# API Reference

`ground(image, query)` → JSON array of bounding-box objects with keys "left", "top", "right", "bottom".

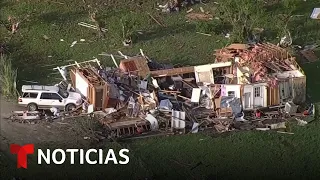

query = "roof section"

[
  {"left": 214, "top": 43, "right": 304, "bottom": 84},
  {"left": 215, "top": 43, "right": 289, "bottom": 63}
]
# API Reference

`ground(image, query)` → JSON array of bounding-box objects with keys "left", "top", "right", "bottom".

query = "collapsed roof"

[{"left": 214, "top": 43, "right": 304, "bottom": 84}]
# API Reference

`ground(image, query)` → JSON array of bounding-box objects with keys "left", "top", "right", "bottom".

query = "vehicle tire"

[
  {"left": 65, "top": 103, "right": 76, "bottom": 112},
  {"left": 27, "top": 103, "right": 38, "bottom": 111}
]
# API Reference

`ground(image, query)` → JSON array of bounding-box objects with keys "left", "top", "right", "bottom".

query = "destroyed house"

[
  {"left": 210, "top": 43, "right": 306, "bottom": 110},
  {"left": 53, "top": 46, "right": 308, "bottom": 138}
]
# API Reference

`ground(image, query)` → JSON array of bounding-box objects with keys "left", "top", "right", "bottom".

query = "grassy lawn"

[
  {"left": 2, "top": 0, "right": 318, "bottom": 85},
  {"left": 2, "top": 0, "right": 320, "bottom": 179}
]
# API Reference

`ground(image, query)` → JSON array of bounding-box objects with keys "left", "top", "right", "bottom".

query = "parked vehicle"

[{"left": 18, "top": 85, "right": 83, "bottom": 111}]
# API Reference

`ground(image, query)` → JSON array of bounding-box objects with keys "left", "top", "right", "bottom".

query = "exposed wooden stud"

[{"left": 110, "top": 54, "right": 119, "bottom": 68}]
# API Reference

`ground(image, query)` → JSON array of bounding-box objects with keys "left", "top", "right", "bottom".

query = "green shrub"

[
  {"left": 195, "top": 21, "right": 215, "bottom": 34},
  {"left": 0, "top": 54, "right": 18, "bottom": 98}
]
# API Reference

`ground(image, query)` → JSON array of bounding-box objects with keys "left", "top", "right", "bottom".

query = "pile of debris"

[
  {"left": 157, "top": 0, "right": 202, "bottom": 13},
  {"left": 157, "top": 0, "right": 214, "bottom": 22},
  {"left": 11, "top": 44, "right": 314, "bottom": 140}
]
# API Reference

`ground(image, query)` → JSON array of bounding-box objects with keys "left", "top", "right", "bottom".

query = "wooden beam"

[{"left": 150, "top": 66, "right": 194, "bottom": 77}]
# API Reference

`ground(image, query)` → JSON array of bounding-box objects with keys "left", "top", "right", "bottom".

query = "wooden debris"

[
  {"left": 226, "top": 43, "right": 249, "bottom": 50},
  {"left": 10, "top": 111, "right": 41, "bottom": 123},
  {"left": 49, "top": 1, "right": 64, "bottom": 4},
  {"left": 256, "top": 128, "right": 270, "bottom": 131},
  {"left": 196, "top": 32, "right": 212, "bottom": 36},
  {"left": 43, "top": 35, "right": 50, "bottom": 40},
  {"left": 266, "top": 122, "right": 286, "bottom": 129},
  {"left": 213, "top": 120, "right": 231, "bottom": 133},
  {"left": 300, "top": 49, "right": 318, "bottom": 63},
  {"left": 78, "top": 22, "right": 107, "bottom": 32},
  {"left": 9, "top": 47, "right": 307, "bottom": 140},
  {"left": 177, "top": 95, "right": 191, "bottom": 100},
  {"left": 147, "top": 13, "right": 166, "bottom": 27},
  {"left": 276, "top": 131, "right": 294, "bottom": 135},
  {"left": 200, "top": 7, "right": 205, "bottom": 13},
  {"left": 187, "top": 8, "right": 193, "bottom": 13},
  {"left": 186, "top": 13, "right": 213, "bottom": 21},
  {"left": 8, "top": 16, "right": 20, "bottom": 34},
  {"left": 295, "top": 118, "right": 308, "bottom": 126},
  {"left": 160, "top": 90, "right": 181, "bottom": 93}
]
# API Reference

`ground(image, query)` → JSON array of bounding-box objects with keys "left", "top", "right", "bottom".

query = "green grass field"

[{"left": 2, "top": 0, "right": 320, "bottom": 179}]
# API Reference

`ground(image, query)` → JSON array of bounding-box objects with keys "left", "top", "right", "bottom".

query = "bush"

[
  {"left": 195, "top": 20, "right": 232, "bottom": 35},
  {"left": 195, "top": 21, "right": 215, "bottom": 34},
  {"left": 0, "top": 55, "right": 18, "bottom": 98},
  {"left": 216, "top": 0, "right": 265, "bottom": 42}
]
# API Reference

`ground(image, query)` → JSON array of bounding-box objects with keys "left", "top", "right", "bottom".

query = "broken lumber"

[
  {"left": 276, "top": 131, "right": 294, "bottom": 135},
  {"left": 196, "top": 32, "right": 212, "bottom": 36},
  {"left": 150, "top": 66, "right": 194, "bottom": 77},
  {"left": 160, "top": 90, "right": 181, "bottom": 93},
  {"left": 186, "top": 13, "right": 213, "bottom": 21},
  {"left": 147, "top": 13, "right": 165, "bottom": 27},
  {"left": 78, "top": 22, "right": 107, "bottom": 32}
]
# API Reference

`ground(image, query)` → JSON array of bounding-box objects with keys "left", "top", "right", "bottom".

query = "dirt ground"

[
  {"left": 0, "top": 96, "right": 90, "bottom": 178},
  {"left": 0, "top": 96, "right": 86, "bottom": 148}
]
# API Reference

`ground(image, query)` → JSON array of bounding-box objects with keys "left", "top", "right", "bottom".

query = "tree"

[
  {"left": 216, "top": 0, "right": 265, "bottom": 42},
  {"left": 275, "top": 0, "right": 301, "bottom": 37},
  {"left": 120, "top": 14, "right": 140, "bottom": 45}
]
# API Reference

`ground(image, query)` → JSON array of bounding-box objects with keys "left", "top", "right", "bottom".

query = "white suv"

[{"left": 18, "top": 85, "right": 83, "bottom": 111}]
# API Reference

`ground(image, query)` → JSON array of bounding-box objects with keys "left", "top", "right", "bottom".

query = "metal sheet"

[{"left": 311, "top": 8, "right": 320, "bottom": 19}]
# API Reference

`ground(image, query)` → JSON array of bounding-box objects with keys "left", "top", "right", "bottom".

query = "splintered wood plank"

[
  {"left": 150, "top": 66, "right": 195, "bottom": 77},
  {"left": 258, "top": 43, "right": 287, "bottom": 59},
  {"left": 226, "top": 44, "right": 248, "bottom": 50}
]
